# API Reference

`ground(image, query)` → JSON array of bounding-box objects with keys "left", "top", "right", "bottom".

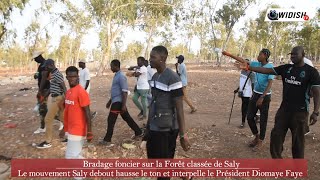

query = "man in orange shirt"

[{"left": 64, "top": 66, "right": 93, "bottom": 159}]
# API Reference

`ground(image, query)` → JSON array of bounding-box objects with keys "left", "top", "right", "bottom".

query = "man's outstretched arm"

[
  {"left": 222, "top": 51, "right": 247, "bottom": 63},
  {"left": 248, "top": 66, "right": 277, "bottom": 75}
]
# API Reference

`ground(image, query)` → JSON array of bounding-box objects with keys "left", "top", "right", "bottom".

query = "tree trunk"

[{"left": 145, "top": 25, "right": 155, "bottom": 59}]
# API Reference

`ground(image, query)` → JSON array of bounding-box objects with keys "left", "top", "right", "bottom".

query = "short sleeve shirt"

[
  {"left": 136, "top": 65, "right": 149, "bottom": 90},
  {"left": 250, "top": 61, "right": 274, "bottom": 94},
  {"left": 50, "top": 68, "right": 64, "bottom": 95},
  {"left": 178, "top": 63, "right": 188, "bottom": 86},
  {"left": 239, "top": 70, "right": 252, "bottom": 97},
  {"left": 79, "top": 68, "right": 91, "bottom": 93},
  {"left": 273, "top": 64, "right": 320, "bottom": 112},
  {"left": 111, "top": 71, "right": 128, "bottom": 103},
  {"left": 64, "top": 85, "right": 90, "bottom": 136},
  {"left": 148, "top": 68, "right": 184, "bottom": 131}
]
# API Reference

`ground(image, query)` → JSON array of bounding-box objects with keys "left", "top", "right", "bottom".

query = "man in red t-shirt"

[{"left": 64, "top": 66, "right": 93, "bottom": 159}]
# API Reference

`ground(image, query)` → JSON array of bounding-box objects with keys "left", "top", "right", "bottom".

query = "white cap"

[
  {"left": 78, "top": 59, "right": 86, "bottom": 63},
  {"left": 31, "top": 51, "right": 44, "bottom": 60}
]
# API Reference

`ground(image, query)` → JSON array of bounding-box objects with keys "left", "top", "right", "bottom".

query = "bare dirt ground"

[{"left": 0, "top": 64, "right": 320, "bottom": 180}]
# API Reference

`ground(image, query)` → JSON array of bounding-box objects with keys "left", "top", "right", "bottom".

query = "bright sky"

[{"left": 7, "top": 0, "right": 320, "bottom": 53}]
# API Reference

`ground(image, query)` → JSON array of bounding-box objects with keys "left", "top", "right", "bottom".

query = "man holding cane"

[
  {"left": 222, "top": 49, "right": 274, "bottom": 151},
  {"left": 228, "top": 46, "right": 320, "bottom": 158}
]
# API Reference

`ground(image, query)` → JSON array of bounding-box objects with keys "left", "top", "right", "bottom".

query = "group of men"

[
  {"left": 223, "top": 46, "right": 320, "bottom": 159},
  {"left": 32, "top": 52, "right": 95, "bottom": 152},
  {"left": 31, "top": 46, "right": 194, "bottom": 174},
  {"left": 30, "top": 45, "right": 319, "bottom": 180}
]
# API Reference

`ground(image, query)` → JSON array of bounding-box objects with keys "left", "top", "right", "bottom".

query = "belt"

[{"left": 51, "top": 93, "right": 62, "bottom": 97}]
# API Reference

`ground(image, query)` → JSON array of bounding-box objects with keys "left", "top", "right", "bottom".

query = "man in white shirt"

[
  {"left": 78, "top": 60, "right": 91, "bottom": 93},
  {"left": 132, "top": 57, "right": 150, "bottom": 119}
]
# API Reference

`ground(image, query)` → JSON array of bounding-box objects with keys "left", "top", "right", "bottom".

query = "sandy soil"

[{"left": 0, "top": 64, "right": 319, "bottom": 180}]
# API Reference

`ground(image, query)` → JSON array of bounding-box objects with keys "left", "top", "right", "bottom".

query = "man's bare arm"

[
  {"left": 85, "top": 80, "right": 90, "bottom": 90},
  {"left": 174, "top": 96, "right": 185, "bottom": 136},
  {"left": 312, "top": 87, "right": 320, "bottom": 113},
  {"left": 222, "top": 51, "right": 247, "bottom": 63},
  {"left": 39, "top": 71, "right": 49, "bottom": 92}
]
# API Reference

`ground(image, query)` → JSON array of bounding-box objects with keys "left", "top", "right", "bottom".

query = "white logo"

[{"left": 265, "top": 8, "right": 313, "bottom": 22}]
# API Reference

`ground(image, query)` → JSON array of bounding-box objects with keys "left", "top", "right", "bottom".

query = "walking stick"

[{"left": 228, "top": 92, "right": 236, "bottom": 124}]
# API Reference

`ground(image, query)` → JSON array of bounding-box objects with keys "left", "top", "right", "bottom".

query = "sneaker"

[
  {"left": 252, "top": 139, "right": 263, "bottom": 152},
  {"left": 92, "top": 111, "right": 98, "bottom": 120},
  {"left": 36, "top": 141, "right": 52, "bottom": 149},
  {"left": 131, "top": 130, "right": 145, "bottom": 140},
  {"left": 248, "top": 135, "right": 259, "bottom": 147},
  {"left": 239, "top": 122, "right": 245, "bottom": 128},
  {"left": 34, "top": 127, "right": 46, "bottom": 134},
  {"left": 137, "top": 111, "right": 143, "bottom": 118},
  {"left": 190, "top": 108, "right": 197, "bottom": 114},
  {"left": 98, "top": 140, "right": 114, "bottom": 147}
]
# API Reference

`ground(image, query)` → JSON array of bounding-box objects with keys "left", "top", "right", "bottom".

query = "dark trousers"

[
  {"left": 270, "top": 107, "right": 308, "bottom": 159},
  {"left": 241, "top": 97, "right": 250, "bottom": 123},
  {"left": 247, "top": 92, "right": 271, "bottom": 140},
  {"left": 103, "top": 102, "right": 142, "bottom": 142},
  {"left": 147, "top": 130, "right": 179, "bottom": 180}
]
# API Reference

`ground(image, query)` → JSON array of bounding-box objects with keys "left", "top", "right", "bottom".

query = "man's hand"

[
  {"left": 106, "top": 101, "right": 111, "bottom": 109},
  {"left": 234, "top": 61, "right": 249, "bottom": 71},
  {"left": 34, "top": 73, "right": 39, "bottom": 79},
  {"left": 310, "top": 113, "right": 318, "bottom": 125},
  {"left": 180, "top": 136, "right": 191, "bottom": 151},
  {"left": 140, "top": 141, "right": 147, "bottom": 149},
  {"left": 121, "top": 105, "right": 127, "bottom": 114},
  {"left": 87, "top": 132, "right": 93, "bottom": 143},
  {"left": 59, "top": 129, "right": 65, "bottom": 139},
  {"left": 58, "top": 98, "right": 65, "bottom": 110},
  {"left": 256, "top": 97, "right": 264, "bottom": 107}
]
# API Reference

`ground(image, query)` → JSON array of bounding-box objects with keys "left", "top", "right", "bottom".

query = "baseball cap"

[
  {"left": 41, "top": 59, "right": 55, "bottom": 67},
  {"left": 176, "top": 55, "right": 184, "bottom": 61},
  {"left": 31, "top": 51, "right": 44, "bottom": 60}
]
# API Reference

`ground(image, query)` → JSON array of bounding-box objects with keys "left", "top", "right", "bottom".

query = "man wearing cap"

[
  {"left": 32, "top": 51, "right": 50, "bottom": 134},
  {"left": 222, "top": 49, "right": 274, "bottom": 151},
  {"left": 78, "top": 60, "right": 91, "bottom": 94},
  {"left": 36, "top": 59, "right": 67, "bottom": 149},
  {"left": 236, "top": 46, "right": 320, "bottom": 159},
  {"left": 175, "top": 55, "right": 197, "bottom": 113}
]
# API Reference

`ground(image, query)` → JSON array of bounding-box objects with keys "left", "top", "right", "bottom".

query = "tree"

[
  {"left": 85, "top": 0, "right": 180, "bottom": 75},
  {"left": 122, "top": 41, "right": 144, "bottom": 61},
  {"left": 215, "top": 0, "right": 256, "bottom": 66},
  {"left": 60, "top": 0, "right": 93, "bottom": 65},
  {"left": 0, "top": 0, "right": 29, "bottom": 42}
]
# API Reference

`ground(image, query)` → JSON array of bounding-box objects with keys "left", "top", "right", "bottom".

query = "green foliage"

[
  {"left": 0, "top": 0, "right": 29, "bottom": 42},
  {"left": 122, "top": 41, "right": 144, "bottom": 61}
]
